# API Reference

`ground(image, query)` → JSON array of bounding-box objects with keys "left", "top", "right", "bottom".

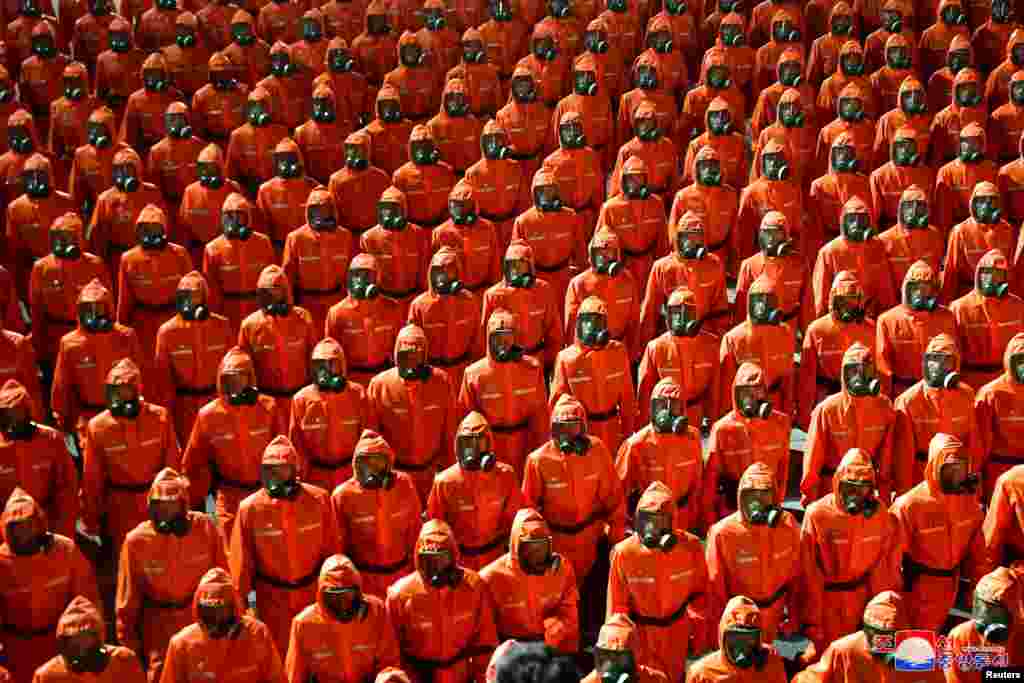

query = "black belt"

[
  {"left": 965, "top": 362, "right": 1003, "bottom": 373},
  {"left": 547, "top": 508, "right": 605, "bottom": 535},
  {"left": 990, "top": 453, "right": 1024, "bottom": 465},
  {"left": 535, "top": 257, "right": 571, "bottom": 273},
  {"left": 298, "top": 284, "right": 344, "bottom": 297},
  {"left": 255, "top": 567, "right": 320, "bottom": 590},
  {"left": 622, "top": 241, "right": 657, "bottom": 258},
  {"left": 915, "top": 451, "right": 928, "bottom": 462},
  {"left": 1, "top": 623, "right": 56, "bottom": 637},
  {"left": 134, "top": 300, "right": 176, "bottom": 312},
  {"left": 261, "top": 386, "right": 302, "bottom": 398},
  {"left": 81, "top": 401, "right": 106, "bottom": 411},
  {"left": 824, "top": 573, "right": 868, "bottom": 592},
  {"left": 222, "top": 290, "right": 258, "bottom": 300},
  {"left": 508, "top": 151, "right": 536, "bottom": 161},
  {"left": 406, "top": 645, "right": 493, "bottom": 677},
  {"left": 630, "top": 592, "right": 700, "bottom": 628},
  {"left": 350, "top": 359, "right": 392, "bottom": 373},
  {"left": 820, "top": 465, "right": 837, "bottom": 476},
  {"left": 107, "top": 480, "right": 153, "bottom": 492},
  {"left": 355, "top": 555, "right": 410, "bottom": 574},
  {"left": 491, "top": 417, "right": 530, "bottom": 434},
  {"left": 903, "top": 555, "right": 957, "bottom": 588},
  {"left": 309, "top": 455, "right": 353, "bottom": 470},
  {"left": 588, "top": 407, "right": 618, "bottom": 422},
  {"left": 752, "top": 584, "right": 788, "bottom": 608},
  {"left": 380, "top": 285, "right": 419, "bottom": 299},
  {"left": 816, "top": 376, "right": 841, "bottom": 393},
  {"left": 780, "top": 308, "right": 799, "bottom": 322},
  {"left": 430, "top": 350, "right": 473, "bottom": 367},
  {"left": 176, "top": 385, "right": 216, "bottom": 396},
  {"left": 466, "top": 281, "right": 489, "bottom": 293},
  {"left": 460, "top": 533, "right": 506, "bottom": 557},
  {"left": 144, "top": 596, "right": 192, "bottom": 610}
]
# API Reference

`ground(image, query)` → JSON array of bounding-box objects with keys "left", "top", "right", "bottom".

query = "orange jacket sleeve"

[
  {"left": 181, "top": 417, "right": 214, "bottom": 507},
  {"left": 115, "top": 538, "right": 145, "bottom": 656}
]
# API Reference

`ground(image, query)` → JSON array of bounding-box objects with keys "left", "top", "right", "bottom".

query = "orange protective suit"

[
  {"left": 80, "top": 358, "right": 181, "bottom": 546},
  {"left": 181, "top": 347, "right": 286, "bottom": 539},
  {"left": 869, "top": 128, "right": 935, "bottom": 229},
  {"left": 382, "top": 32, "right": 438, "bottom": 122},
  {"left": 116, "top": 205, "right": 194, "bottom": 384},
  {"left": 550, "top": 297, "right": 637, "bottom": 455},
  {"left": 329, "top": 131, "right": 393, "bottom": 235},
  {"left": 457, "top": 309, "right": 548, "bottom": 478},
  {"left": 929, "top": 71, "right": 989, "bottom": 169},
  {"left": 178, "top": 145, "right": 244, "bottom": 263},
  {"left": 607, "top": 482, "right": 709, "bottom": 682},
  {"left": 416, "top": 0, "right": 461, "bottom": 76},
  {"left": 28, "top": 214, "right": 112, "bottom": 366},
  {"left": 201, "top": 194, "right": 277, "bottom": 336},
  {"left": 805, "top": 2, "right": 854, "bottom": 88},
  {"left": 366, "top": 325, "right": 458, "bottom": 503},
  {"left": 749, "top": 48, "right": 818, "bottom": 146},
  {"left": 196, "top": 0, "right": 238, "bottom": 51},
  {"left": 119, "top": 54, "right": 184, "bottom": 156},
  {"left": 797, "top": 271, "right": 877, "bottom": 428},
  {"left": 609, "top": 102, "right": 682, "bottom": 202},
  {"left": 330, "top": 429, "right": 422, "bottom": 597},
  {"left": 808, "top": 131, "right": 876, "bottom": 249},
  {"left": 295, "top": 86, "right": 349, "bottom": 186},
  {"left": 254, "top": 138, "right": 319, "bottom": 251},
  {"left": 950, "top": 250, "right": 1024, "bottom": 390},
  {"left": 0, "top": 380, "right": 75, "bottom": 534},
  {"left": 480, "top": 242, "right": 563, "bottom": 369},
  {"left": 551, "top": 54, "right": 615, "bottom": 174},
  {"left": 869, "top": 34, "right": 916, "bottom": 115},
  {"left": 136, "top": 0, "right": 181, "bottom": 50},
  {"left": 750, "top": 87, "right": 818, "bottom": 193},
  {"left": 357, "top": 186, "right": 431, "bottom": 311},
  {"left": 598, "top": 157, "right": 669, "bottom": 289},
  {"left": 48, "top": 63, "right": 97, "bottom": 189},
  {"left": 816, "top": 40, "right": 879, "bottom": 126},
  {"left": 255, "top": 43, "right": 306, "bottom": 131},
  {"left": 238, "top": 265, "right": 319, "bottom": 426},
  {"left": 50, "top": 278, "right": 143, "bottom": 437},
  {"left": 798, "top": 449, "right": 903, "bottom": 655},
  {"left": 0, "top": 110, "right": 46, "bottom": 231},
  {"left": 864, "top": 0, "right": 919, "bottom": 72},
  {"left": 736, "top": 139, "right": 807, "bottom": 264},
  {"left": 445, "top": 30, "right": 502, "bottom": 118},
  {"left": 990, "top": 72, "right": 1024, "bottom": 165},
  {"left": 944, "top": 567, "right": 1024, "bottom": 681},
  {"left": 540, "top": 119, "right": 604, "bottom": 242},
  {"left": 426, "top": 412, "right": 527, "bottom": 570},
  {"left": 116, "top": 469, "right": 228, "bottom": 681},
  {"left": 977, "top": 333, "right": 1024, "bottom": 499},
  {"left": 495, "top": 65, "right": 557, "bottom": 179},
  {"left": 941, "top": 181, "right": 1019, "bottom": 302},
  {"left": 811, "top": 197, "right": 899, "bottom": 318},
  {"left": 432, "top": 182, "right": 502, "bottom": 293},
  {"left": 479, "top": 508, "right": 580, "bottom": 651},
  {"left": 17, "top": 23, "right": 67, "bottom": 128},
  {"left": 88, "top": 147, "right": 170, "bottom": 281},
  {"left": 161, "top": 13, "right": 212, "bottom": 101},
  {"left": 323, "top": 253, "right": 405, "bottom": 386},
  {"left": 752, "top": 9, "right": 806, "bottom": 95},
  {"left": 890, "top": 433, "right": 986, "bottom": 632},
  {"left": 230, "top": 435, "right": 342, "bottom": 656},
  {"left": 684, "top": 597, "right": 788, "bottom": 683},
  {"left": 392, "top": 125, "right": 457, "bottom": 228},
  {"left": 224, "top": 87, "right": 290, "bottom": 198},
  {"left": 385, "top": 520, "right": 499, "bottom": 683},
  {"left": 705, "top": 462, "right": 802, "bottom": 644},
  {"left": 680, "top": 103, "right": 746, "bottom": 227},
  {"left": 681, "top": 49, "right": 746, "bottom": 142},
  {"left": 893, "top": 333, "right": 981, "bottom": 495},
  {"left": 350, "top": 0, "right": 398, "bottom": 91},
  {"left": 640, "top": 211, "right": 730, "bottom": 341},
  {"left": 146, "top": 104, "right": 205, "bottom": 209},
  {"left": 189, "top": 54, "right": 247, "bottom": 146},
  {"left": 876, "top": 260, "right": 958, "bottom": 398},
  {"left": 704, "top": 362, "right": 792, "bottom": 524},
  {"left": 564, "top": 228, "right": 642, "bottom": 360},
  {"left": 918, "top": 0, "right": 971, "bottom": 85},
  {"left": 522, "top": 394, "right": 627, "bottom": 582},
  {"left": 257, "top": 0, "right": 300, "bottom": 46},
  {"left": 160, "top": 568, "right": 286, "bottom": 683},
  {"left": 476, "top": 9, "right": 530, "bottom": 90},
  {"left": 983, "top": 463, "right": 1024, "bottom": 571},
  {"left": 427, "top": 79, "right": 483, "bottom": 175},
  {"left": 616, "top": 53, "right": 680, "bottom": 158},
  {"left": 462, "top": 120, "right": 531, "bottom": 248},
  {"left": 710, "top": 12, "right": 757, "bottom": 95},
  {"left": 71, "top": 10, "right": 115, "bottom": 78},
  {"left": 313, "top": 39, "right": 372, "bottom": 132},
  {"left": 636, "top": 286, "right": 720, "bottom": 429},
  {"left": 93, "top": 20, "right": 145, "bottom": 127},
  {"left": 876, "top": 188, "right": 944, "bottom": 294},
  {"left": 0, "top": 489, "right": 99, "bottom": 683},
  {"left": 802, "top": 342, "right": 896, "bottom": 504},
  {"left": 615, "top": 379, "right": 707, "bottom": 533},
  {"left": 222, "top": 11, "right": 271, "bottom": 87},
  {"left": 285, "top": 554, "right": 404, "bottom": 683}
]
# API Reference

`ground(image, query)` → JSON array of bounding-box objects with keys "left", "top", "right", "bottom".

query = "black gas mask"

[
  {"left": 972, "top": 194, "right": 1001, "bottom": 223},
  {"left": 176, "top": 26, "right": 196, "bottom": 48},
  {"left": 833, "top": 292, "right": 866, "bottom": 324},
  {"left": 430, "top": 262, "right": 463, "bottom": 295},
  {"left": 595, "top": 648, "right": 636, "bottom": 683},
  {"left": 143, "top": 68, "right": 169, "bottom": 92},
  {"left": 993, "top": 0, "right": 1012, "bottom": 22},
  {"left": 831, "top": 144, "right": 858, "bottom": 173},
  {"left": 574, "top": 69, "right": 598, "bottom": 96},
  {"left": 892, "top": 137, "right": 919, "bottom": 166},
  {"left": 113, "top": 163, "right": 140, "bottom": 192},
  {"left": 149, "top": 498, "right": 190, "bottom": 535},
  {"left": 354, "top": 452, "right": 391, "bottom": 489},
  {"left": 490, "top": 0, "right": 512, "bottom": 20},
  {"left": 423, "top": 8, "right": 446, "bottom": 30},
  {"left": 904, "top": 279, "right": 937, "bottom": 312},
  {"left": 648, "top": 30, "right": 672, "bottom": 54},
  {"left": 591, "top": 243, "right": 623, "bottom": 276},
  {"left": 886, "top": 45, "right": 911, "bottom": 70},
  {"left": 262, "top": 462, "right": 300, "bottom": 499},
  {"left": 665, "top": 0, "right": 686, "bottom": 13},
  {"left": 456, "top": 432, "right": 496, "bottom": 471},
  {"left": 552, "top": 417, "right": 589, "bottom": 454},
  {"left": 973, "top": 597, "right": 1012, "bottom": 643},
  {"left": 607, "top": 0, "right": 626, "bottom": 12},
  {"left": 260, "top": 285, "right": 290, "bottom": 316},
  {"left": 345, "top": 143, "right": 369, "bottom": 170},
  {"left": 419, "top": 549, "right": 460, "bottom": 587},
  {"left": 635, "top": 64, "right": 658, "bottom": 90},
  {"left": 197, "top": 161, "right": 223, "bottom": 189},
  {"left": 247, "top": 99, "right": 271, "bottom": 126},
  {"left": 577, "top": 311, "right": 610, "bottom": 347},
  {"left": 312, "top": 95, "right": 336, "bottom": 123},
  {"left": 366, "top": 12, "right": 389, "bottom": 34},
  {"left": 548, "top": 0, "right": 571, "bottom": 17},
  {"left": 707, "top": 64, "right": 731, "bottom": 89},
  {"left": 503, "top": 256, "right": 534, "bottom": 288},
  {"left": 956, "top": 82, "right": 982, "bottom": 111},
  {"left": 270, "top": 51, "right": 295, "bottom": 78},
  {"left": 312, "top": 358, "right": 346, "bottom": 392},
  {"left": 622, "top": 169, "right": 650, "bottom": 199},
  {"left": 584, "top": 29, "right": 609, "bottom": 53},
  {"left": 347, "top": 267, "right": 379, "bottom": 300},
  {"left": 748, "top": 290, "right": 781, "bottom": 325},
  {"left": 667, "top": 301, "right": 701, "bottom": 336},
  {"left": 899, "top": 197, "right": 928, "bottom": 227},
  {"left": 772, "top": 20, "right": 800, "bottom": 43},
  {"left": 328, "top": 47, "right": 355, "bottom": 73},
  {"left": 198, "top": 601, "right": 240, "bottom": 639},
  {"left": 5, "top": 517, "right": 49, "bottom": 556},
  {"left": 831, "top": 14, "right": 852, "bottom": 36},
  {"left": 0, "top": 405, "right": 36, "bottom": 441},
  {"left": 31, "top": 33, "right": 56, "bottom": 59},
  {"left": 676, "top": 229, "right": 706, "bottom": 260},
  {"left": 1011, "top": 353, "right": 1024, "bottom": 384},
  {"left": 481, "top": 131, "right": 510, "bottom": 160},
  {"left": 843, "top": 359, "right": 881, "bottom": 397},
  {"left": 720, "top": 23, "right": 744, "bottom": 46},
  {"left": 51, "top": 228, "right": 81, "bottom": 259},
  {"left": 308, "top": 202, "right": 337, "bottom": 231},
  {"left": 166, "top": 112, "right": 193, "bottom": 139},
  {"left": 23, "top": 167, "right": 50, "bottom": 198},
  {"left": 762, "top": 151, "right": 790, "bottom": 180},
  {"left": 137, "top": 220, "right": 168, "bottom": 250},
  {"left": 634, "top": 116, "right": 660, "bottom": 141},
  {"left": 378, "top": 199, "right": 407, "bottom": 230},
  {"left": 979, "top": 265, "right": 1010, "bottom": 298},
  {"left": 534, "top": 184, "right": 562, "bottom": 212},
  {"left": 651, "top": 396, "right": 686, "bottom": 434},
  {"left": 559, "top": 120, "right": 586, "bottom": 149},
  {"left": 882, "top": 9, "right": 902, "bottom": 33},
  {"left": 489, "top": 327, "right": 524, "bottom": 363},
  {"left": 222, "top": 370, "right": 259, "bottom": 406},
  {"left": 60, "top": 632, "right": 109, "bottom": 674},
  {"left": 176, "top": 288, "right": 209, "bottom": 321},
  {"left": 512, "top": 74, "right": 539, "bottom": 102},
  {"left": 841, "top": 210, "right": 874, "bottom": 242},
  {"left": 7, "top": 127, "right": 33, "bottom": 155},
  {"left": 778, "top": 60, "right": 801, "bottom": 87},
  {"left": 462, "top": 39, "right": 486, "bottom": 63},
  {"left": 64, "top": 76, "right": 86, "bottom": 100},
  {"left": 222, "top": 209, "right": 252, "bottom": 240},
  {"left": 377, "top": 97, "right": 403, "bottom": 123},
  {"left": 636, "top": 508, "right": 676, "bottom": 550},
  {"left": 400, "top": 41, "right": 424, "bottom": 68},
  {"left": 838, "top": 95, "right": 865, "bottom": 122},
  {"left": 839, "top": 479, "right": 879, "bottom": 517},
  {"left": 518, "top": 535, "right": 554, "bottom": 575},
  {"left": 322, "top": 586, "right": 364, "bottom": 621},
  {"left": 397, "top": 347, "right": 430, "bottom": 381},
  {"left": 1014, "top": 43, "right": 1024, "bottom": 68},
  {"left": 79, "top": 301, "right": 114, "bottom": 333},
  {"left": 302, "top": 17, "right": 322, "bottom": 42},
  {"left": 778, "top": 100, "right": 804, "bottom": 128},
  {"left": 724, "top": 627, "right": 766, "bottom": 669},
  {"left": 449, "top": 196, "right": 476, "bottom": 225},
  {"left": 275, "top": 151, "right": 302, "bottom": 179},
  {"left": 741, "top": 489, "right": 780, "bottom": 526},
  {"left": 924, "top": 351, "right": 960, "bottom": 389},
  {"left": 735, "top": 384, "right": 772, "bottom": 419},
  {"left": 941, "top": 3, "right": 967, "bottom": 25},
  {"left": 107, "top": 383, "right": 141, "bottom": 418},
  {"left": 1012, "top": 80, "right": 1024, "bottom": 108},
  {"left": 707, "top": 108, "right": 732, "bottom": 135},
  {"left": 444, "top": 90, "right": 469, "bottom": 117},
  {"left": 109, "top": 30, "right": 131, "bottom": 52},
  {"left": 758, "top": 223, "right": 792, "bottom": 257},
  {"left": 411, "top": 139, "right": 440, "bottom": 165},
  {"left": 840, "top": 51, "right": 864, "bottom": 76},
  {"left": 939, "top": 457, "right": 979, "bottom": 495},
  {"left": 89, "top": 0, "right": 111, "bottom": 15}
]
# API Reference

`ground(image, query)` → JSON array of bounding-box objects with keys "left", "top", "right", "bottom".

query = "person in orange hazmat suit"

[
  {"left": 976, "top": 333, "right": 1024, "bottom": 500},
  {"left": 552, "top": 54, "right": 614, "bottom": 176},
  {"left": 195, "top": 0, "right": 237, "bottom": 52},
  {"left": 797, "top": 271, "right": 877, "bottom": 428},
  {"left": 134, "top": 0, "right": 181, "bottom": 51},
  {"left": 817, "top": 41, "right": 879, "bottom": 130},
  {"left": 869, "top": 34, "right": 917, "bottom": 120},
  {"left": 160, "top": 13, "right": 212, "bottom": 103},
  {"left": 330, "top": 429, "right": 422, "bottom": 598},
  {"left": 461, "top": 121, "right": 530, "bottom": 249},
  {"left": 876, "top": 259, "right": 956, "bottom": 398},
  {"left": 749, "top": 48, "right": 818, "bottom": 151},
  {"left": 983, "top": 463, "right": 1024, "bottom": 569},
  {"left": 681, "top": 49, "right": 745, "bottom": 144},
  {"left": 0, "top": 110, "right": 48, "bottom": 235},
  {"left": 541, "top": 111, "right": 604, "bottom": 241},
  {"left": 328, "top": 131, "right": 393, "bottom": 235},
  {"left": 684, "top": 596, "right": 789, "bottom": 683},
  {"left": 93, "top": 18, "right": 145, "bottom": 128},
  {"left": 445, "top": 29, "right": 502, "bottom": 120},
  {"left": 814, "top": 82, "right": 876, "bottom": 186},
  {"left": 80, "top": 357, "right": 181, "bottom": 548},
  {"left": 426, "top": 412, "right": 527, "bottom": 570},
  {"left": 616, "top": 53, "right": 680, "bottom": 164},
  {"left": 255, "top": 43, "right": 305, "bottom": 131},
  {"left": 808, "top": 131, "right": 876, "bottom": 251},
  {"left": 864, "top": 0, "right": 919, "bottom": 74},
  {"left": 255, "top": 138, "right": 319, "bottom": 254},
  {"left": 990, "top": 71, "right": 1024, "bottom": 165},
  {"left": 496, "top": 65, "right": 557, "bottom": 182},
  {"left": 224, "top": 87, "right": 290, "bottom": 200},
  {"left": 366, "top": 324, "right": 458, "bottom": 504},
  {"left": 357, "top": 186, "right": 431, "bottom": 315},
  {"left": 676, "top": 145, "right": 740, "bottom": 281},
  {"left": 416, "top": 0, "right": 461, "bottom": 79},
  {"left": 874, "top": 76, "right": 933, "bottom": 175},
  {"left": 115, "top": 468, "right": 227, "bottom": 682},
  {"left": 753, "top": 9, "right": 806, "bottom": 97},
  {"left": 146, "top": 103, "right": 204, "bottom": 214},
  {"left": 0, "top": 488, "right": 99, "bottom": 683},
  {"left": 985, "top": 27, "right": 1024, "bottom": 110},
  {"left": 295, "top": 86, "right": 349, "bottom": 187},
  {"left": 598, "top": 157, "right": 668, "bottom": 290},
  {"left": 870, "top": 127, "right": 935, "bottom": 230},
  {"left": 705, "top": 462, "right": 803, "bottom": 646},
  {"left": 805, "top": 1, "right": 854, "bottom": 88},
  {"left": 736, "top": 139, "right": 807, "bottom": 265},
  {"left": 427, "top": 79, "right": 483, "bottom": 177},
  {"left": 119, "top": 54, "right": 185, "bottom": 159},
  {"left": 797, "top": 448, "right": 903, "bottom": 656},
  {"left": 48, "top": 62, "right": 97, "bottom": 191},
  {"left": 18, "top": 22, "right": 67, "bottom": 137},
  {"left": 323, "top": 253, "right": 405, "bottom": 387},
  {"left": 432, "top": 181, "right": 502, "bottom": 294},
  {"left": 159, "top": 568, "right": 286, "bottom": 683},
  {"left": 929, "top": 72, "right": 989, "bottom": 170},
  {"left": 522, "top": 393, "right": 627, "bottom": 586},
  {"left": 941, "top": 181, "right": 1019, "bottom": 302},
  {"left": 381, "top": 32, "right": 437, "bottom": 123},
  {"left": 615, "top": 378, "right": 706, "bottom": 534},
  {"left": 313, "top": 39, "right": 372, "bottom": 134},
  {"left": 201, "top": 192, "right": 277, "bottom": 336},
  {"left": 392, "top": 125, "right": 457, "bottom": 229},
  {"left": 892, "top": 332, "right": 982, "bottom": 495},
  {"left": 944, "top": 567, "right": 1024, "bottom": 681},
  {"left": 609, "top": 101, "right": 681, "bottom": 205},
  {"left": 918, "top": 0, "right": 971, "bottom": 86},
  {"left": 349, "top": 0, "right": 398, "bottom": 93},
  {"left": 178, "top": 144, "right": 245, "bottom": 264},
  {"left": 223, "top": 10, "right": 271, "bottom": 88},
  {"left": 291, "top": 9, "right": 329, "bottom": 91},
  {"left": 71, "top": 0, "right": 116, "bottom": 79},
  {"left": 189, "top": 53, "right": 247, "bottom": 147},
  {"left": 180, "top": 347, "right": 286, "bottom": 539},
  {"left": 256, "top": 0, "right": 300, "bottom": 46},
  {"left": 749, "top": 88, "right": 817, "bottom": 194}
]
